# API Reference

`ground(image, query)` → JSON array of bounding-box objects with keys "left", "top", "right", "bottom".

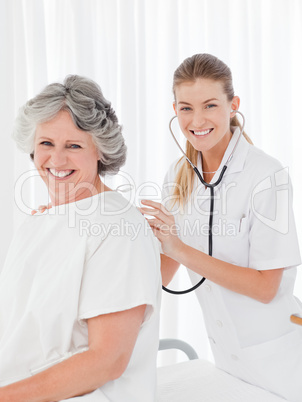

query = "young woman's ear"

[
  {"left": 230, "top": 96, "right": 240, "bottom": 117},
  {"left": 173, "top": 102, "right": 177, "bottom": 115}
]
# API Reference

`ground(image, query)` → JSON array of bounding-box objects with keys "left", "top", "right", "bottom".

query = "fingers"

[
  {"left": 139, "top": 200, "right": 177, "bottom": 244},
  {"left": 141, "top": 200, "right": 171, "bottom": 216},
  {"left": 139, "top": 200, "right": 174, "bottom": 227},
  {"left": 146, "top": 218, "right": 165, "bottom": 241},
  {"left": 139, "top": 207, "right": 175, "bottom": 229},
  {"left": 31, "top": 204, "right": 52, "bottom": 215},
  {"left": 146, "top": 217, "right": 164, "bottom": 230},
  {"left": 146, "top": 218, "right": 179, "bottom": 236},
  {"left": 139, "top": 206, "right": 165, "bottom": 220}
]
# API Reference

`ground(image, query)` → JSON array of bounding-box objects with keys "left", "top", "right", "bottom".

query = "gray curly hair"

[{"left": 12, "top": 75, "right": 127, "bottom": 175}]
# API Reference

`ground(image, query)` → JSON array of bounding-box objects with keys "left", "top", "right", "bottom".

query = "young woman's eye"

[
  {"left": 180, "top": 107, "right": 192, "bottom": 111},
  {"left": 205, "top": 104, "right": 217, "bottom": 109}
]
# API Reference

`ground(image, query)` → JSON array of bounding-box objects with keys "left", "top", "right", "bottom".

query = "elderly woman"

[{"left": 0, "top": 75, "right": 161, "bottom": 401}]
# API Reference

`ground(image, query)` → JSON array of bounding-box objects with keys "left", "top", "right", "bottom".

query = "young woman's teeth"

[
  {"left": 49, "top": 169, "right": 74, "bottom": 178},
  {"left": 193, "top": 129, "right": 213, "bottom": 136}
]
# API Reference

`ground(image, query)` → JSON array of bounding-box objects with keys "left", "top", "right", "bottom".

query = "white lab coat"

[{"left": 163, "top": 128, "right": 302, "bottom": 401}]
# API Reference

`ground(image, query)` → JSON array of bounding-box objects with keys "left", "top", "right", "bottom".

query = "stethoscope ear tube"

[{"left": 163, "top": 111, "right": 244, "bottom": 295}]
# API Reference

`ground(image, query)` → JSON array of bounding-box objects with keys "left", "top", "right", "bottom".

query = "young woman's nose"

[{"left": 192, "top": 110, "right": 206, "bottom": 127}]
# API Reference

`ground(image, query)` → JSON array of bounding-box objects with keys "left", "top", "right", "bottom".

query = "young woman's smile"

[
  {"left": 174, "top": 78, "right": 239, "bottom": 164},
  {"left": 34, "top": 110, "right": 102, "bottom": 205}
]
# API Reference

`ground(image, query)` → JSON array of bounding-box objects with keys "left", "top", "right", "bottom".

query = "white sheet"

[{"left": 157, "top": 359, "right": 287, "bottom": 401}]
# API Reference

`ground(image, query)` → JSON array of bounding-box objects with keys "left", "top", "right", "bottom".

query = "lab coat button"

[
  {"left": 216, "top": 320, "right": 223, "bottom": 327},
  {"left": 204, "top": 284, "right": 212, "bottom": 292},
  {"left": 231, "top": 354, "right": 239, "bottom": 361}
]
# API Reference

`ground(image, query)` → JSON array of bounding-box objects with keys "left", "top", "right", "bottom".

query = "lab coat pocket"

[{"left": 214, "top": 215, "right": 249, "bottom": 266}]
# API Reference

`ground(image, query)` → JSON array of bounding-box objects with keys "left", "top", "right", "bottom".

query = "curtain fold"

[{"left": 1, "top": 0, "right": 302, "bottom": 365}]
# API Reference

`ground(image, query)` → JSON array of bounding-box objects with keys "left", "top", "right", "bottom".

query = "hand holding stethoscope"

[{"left": 139, "top": 199, "right": 181, "bottom": 257}]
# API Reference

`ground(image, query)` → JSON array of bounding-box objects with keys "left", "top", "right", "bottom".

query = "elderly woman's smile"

[
  {"left": 34, "top": 110, "right": 102, "bottom": 205},
  {"left": 48, "top": 168, "right": 75, "bottom": 178}
]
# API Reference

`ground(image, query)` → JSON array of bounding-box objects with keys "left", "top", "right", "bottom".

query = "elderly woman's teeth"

[{"left": 49, "top": 169, "right": 74, "bottom": 178}]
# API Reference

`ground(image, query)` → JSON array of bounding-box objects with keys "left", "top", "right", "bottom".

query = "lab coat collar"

[{"left": 197, "top": 126, "right": 250, "bottom": 184}]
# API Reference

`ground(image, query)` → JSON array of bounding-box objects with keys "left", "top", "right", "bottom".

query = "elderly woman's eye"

[
  {"left": 69, "top": 144, "right": 81, "bottom": 149},
  {"left": 40, "top": 141, "right": 52, "bottom": 146}
]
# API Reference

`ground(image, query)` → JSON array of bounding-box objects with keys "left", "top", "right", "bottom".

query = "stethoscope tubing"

[{"left": 162, "top": 111, "right": 245, "bottom": 295}]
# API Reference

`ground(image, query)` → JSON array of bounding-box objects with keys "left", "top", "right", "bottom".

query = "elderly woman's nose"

[{"left": 50, "top": 149, "right": 68, "bottom": 166}]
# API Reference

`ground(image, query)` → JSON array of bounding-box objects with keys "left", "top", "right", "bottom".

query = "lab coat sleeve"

[
  {"left": 78, "top": 211, "right": 161, "bottom": 324},
  {"left": 249, "top": 167, "right": 301, "bottom": 270}
]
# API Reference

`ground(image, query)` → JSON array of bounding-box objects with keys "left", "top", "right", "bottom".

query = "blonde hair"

[{"left": 172, "top": 54, "right": 252, "bottom": 207}]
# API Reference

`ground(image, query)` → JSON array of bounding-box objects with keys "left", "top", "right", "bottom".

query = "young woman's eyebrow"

[
  {"left": 203, "top": 98, "right": 219, "bottom": 103},
  {"left": 177, "top": 101, "right": 192, "bottom": 105},
  {"left": 178, "top": 98, "right": 219, "bottom": 106}
]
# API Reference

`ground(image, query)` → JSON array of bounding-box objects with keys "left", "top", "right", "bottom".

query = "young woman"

[{"left": 140, "top": 53, "right": 302, "bottom": 401}]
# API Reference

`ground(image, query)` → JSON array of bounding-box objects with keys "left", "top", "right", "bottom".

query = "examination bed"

[{"left": 157, "top": 339, "right": 287, "bottom": 401}]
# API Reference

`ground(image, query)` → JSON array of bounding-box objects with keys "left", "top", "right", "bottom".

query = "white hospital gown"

[{"left": 0, "top": 191, "right": 161, "bottom": 401}]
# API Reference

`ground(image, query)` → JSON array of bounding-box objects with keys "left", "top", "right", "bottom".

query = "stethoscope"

[{"left": 162, "top": 110, "right": 245, "bottom": 295}]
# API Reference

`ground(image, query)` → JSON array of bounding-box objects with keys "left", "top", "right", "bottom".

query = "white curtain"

[{"left": 1, "top": 0, "right": 302, "bottom": 365}]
